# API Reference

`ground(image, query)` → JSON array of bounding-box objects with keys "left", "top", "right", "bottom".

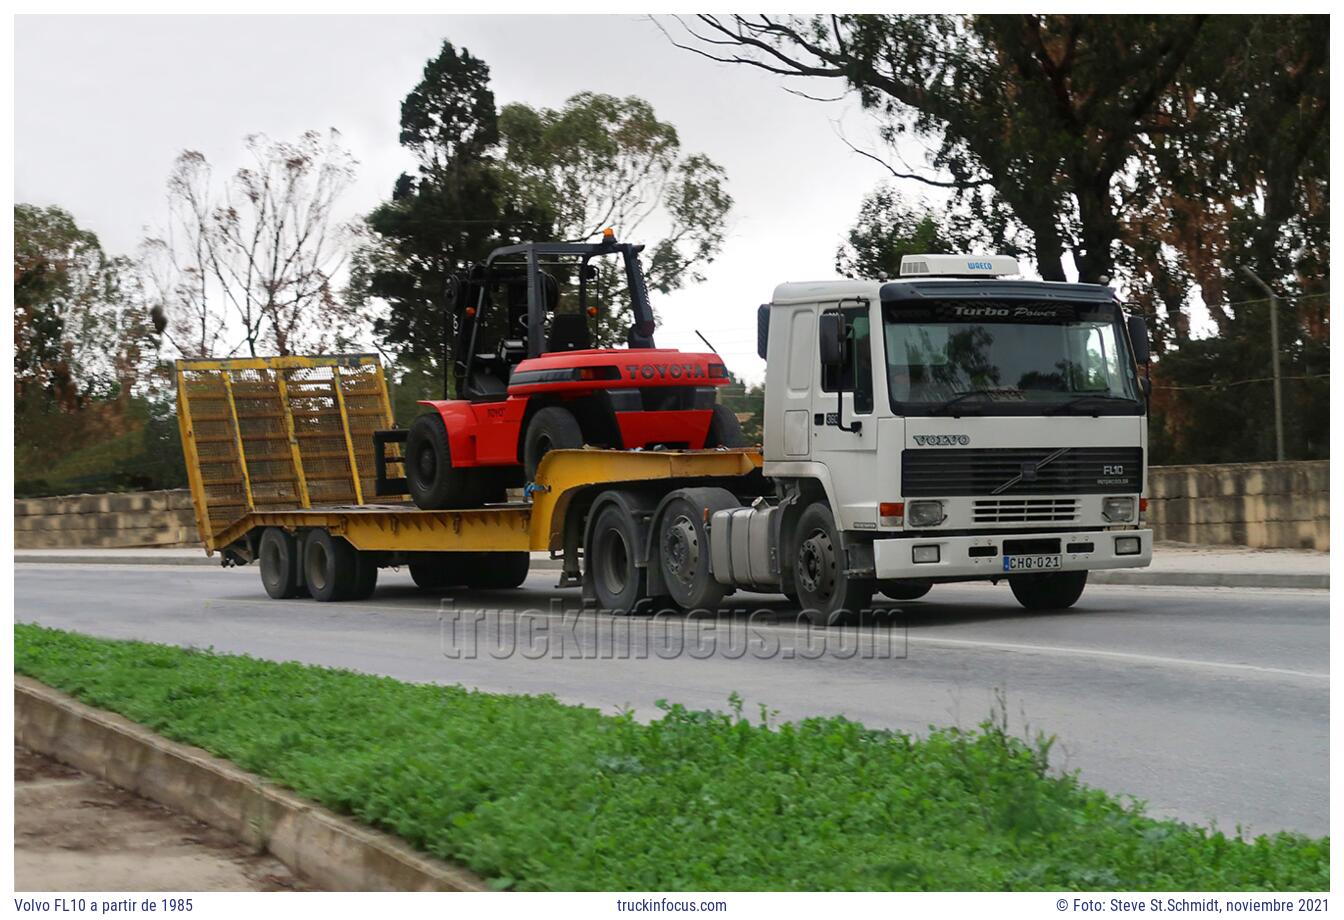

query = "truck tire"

[
  {"left": 258, "top": 527, "right": 304, "bottom": 599},
  {"left": 409, "top": 556, "right": 465, "bottom": 592},
  {"left": 792, "top": 502, "right": 874, "bottom": 626},
  {"left": 466, "top": 552, "right": 530, "bottom": 589},
  {"left": 406, "top": 413, "right": 475, "bottom": 510},
  {"left": 879, "top": 580, "right": 932, "bottom": 602},
  {"left": 588, "top": 503, "right": 646, "bottom": 614},
  {"left": 523, "top": 406, "right": 583, "bottom": 483},
  {"left": 1009, "top": 570, "right": 1088, "bottom": 611},
  {"left": 704, "top": 404, "right": 746, "bottom": 448},
  {"left": 656, "top": 490, "right": 737, "bottom": 612},
  {"left": 303, "top": 530, "right": 359, "bottom": 602}
]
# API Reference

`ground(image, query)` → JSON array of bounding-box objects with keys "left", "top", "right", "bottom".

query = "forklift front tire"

[{"left": 406, "top": 413, "right": 475, "bottom": 509}]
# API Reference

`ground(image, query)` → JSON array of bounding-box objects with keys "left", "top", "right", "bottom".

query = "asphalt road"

[{"left": 15, "top": 562, "right": 1329, "bottom": 837}]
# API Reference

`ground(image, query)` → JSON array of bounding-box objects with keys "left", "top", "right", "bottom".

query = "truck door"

[{"left": 812, "top": 301, "right": 879, "bottom": 527}]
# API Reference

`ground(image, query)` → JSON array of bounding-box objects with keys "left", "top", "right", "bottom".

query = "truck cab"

[{"left": 756, "top": 254, "right": 1153, "bottom": 612}]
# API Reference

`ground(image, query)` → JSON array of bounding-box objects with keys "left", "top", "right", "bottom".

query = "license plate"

[{"left": 1003, "top": 554, "right": 1062, "bottom": 572}]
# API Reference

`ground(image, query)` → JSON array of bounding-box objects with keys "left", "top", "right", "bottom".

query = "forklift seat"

[{"left": 547, "top": 312, "right": 592, "bottom": 353}]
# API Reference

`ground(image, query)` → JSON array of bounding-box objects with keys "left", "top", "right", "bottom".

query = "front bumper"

[{"left": 872, "top": 529, "right": 1153, "bottom": 580}]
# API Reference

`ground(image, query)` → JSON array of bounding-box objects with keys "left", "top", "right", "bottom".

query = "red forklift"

[{"left": 381, "top": 230, "right": 745, "bottom": 509}]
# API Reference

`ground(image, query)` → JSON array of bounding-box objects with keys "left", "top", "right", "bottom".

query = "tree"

[
  {"left": 142, "top": 129, "right": 362, "bottom": 358},
  {"left": 835, "top": 187, "right": 960, "bottom": 279}
]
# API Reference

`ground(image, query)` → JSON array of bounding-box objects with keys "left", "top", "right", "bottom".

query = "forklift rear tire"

[
  {"left": 524, "top": 407, "right": 584, "bottom": 482},
  {"left": 588, "top": 503, "right": 646, "bottom": 614},
  {"left": 466, "top": 552, "right": 530, "bottom": 589},
  {"left": 304, "top": 530, "right": 359, "bottom": 602},
  {"left": 792, "top": 502, "right": 874, "bottom": 626},
  {"left": 1009, "top": 570, "right": 1087, "bottom": 611},
  {"left": 258, "top": 527, "right": 304, "bottom": 599},
  {"left": 704, "top": 403, "right": 747, "bottom": 448},
  {"left": 406, "top": 413, "right": 475, "bottom": 510}
]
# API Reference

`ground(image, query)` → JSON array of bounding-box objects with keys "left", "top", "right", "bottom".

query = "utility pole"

[{"left": 1241, "top": 267, "right": 1285, "bottom": 461}]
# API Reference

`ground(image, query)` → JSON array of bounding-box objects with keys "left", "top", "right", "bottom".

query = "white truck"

[{"left": 181, "top": 252, "right": 1153, "bottom": 621}]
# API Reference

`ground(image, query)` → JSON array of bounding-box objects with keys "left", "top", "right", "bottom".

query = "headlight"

[
  {"left": 906, "top": 500, "right": 946, "bottom": 528},
  {"left": 1115, "top": 536, "right": 1142, "bottom": 556},
  {"left": 1102, "top": 496, "right": 1136, "bottom": 523}
]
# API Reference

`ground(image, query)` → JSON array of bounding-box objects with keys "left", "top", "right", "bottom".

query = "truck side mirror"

[
  {"left": 1127, "top": 314, "right": 1151, "bottom": 365},
  {"left": 818, "top": 312, "right": 846, "bottom": 367},
  {"left": 757, "top": 304, "right": 770, "bottom": 360}
]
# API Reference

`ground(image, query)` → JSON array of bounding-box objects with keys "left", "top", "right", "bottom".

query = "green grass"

[{"left": 14, "top": 624, "right": 1327, "bottom": 891}]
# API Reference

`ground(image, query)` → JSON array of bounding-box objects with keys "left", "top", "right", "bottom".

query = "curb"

[
  {"left": 1089, "top": 570, "right": 1327, "bottom": 590},
  {"left": 14, "top": 676, "right": 488, "bottom": 892}
]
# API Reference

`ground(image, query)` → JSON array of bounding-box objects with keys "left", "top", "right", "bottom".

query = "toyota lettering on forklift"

[{"left": 177, "top": 246, "right": 1153, "bottom": 621}]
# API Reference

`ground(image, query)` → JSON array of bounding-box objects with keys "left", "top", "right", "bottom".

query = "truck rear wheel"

[
  {"left": 303, "top": 530, "right": 359, "bottom": 602},
  {"left": 704, "top": 404, "right": 747, "bottom": 448},
  {"left": 523, "top": 406, "right": 583, "bottom": 483},
  {"left": 588, "top": 503, "right": 646, "bottom": 614},
  {"left": 406, "top": 413, "right": 475, "bottom": 510},
  {"left": 657, "top": 490, "right": 737, "bottom": 612},
  {"left": 258, "top": 527, "right": 305, "bottom": 599},
  {"left": 793, "top": 502, "right": 874, "bottom": 626},
  {"left": 1009, "top": 571, "right": 1088, "bottom": 611}
]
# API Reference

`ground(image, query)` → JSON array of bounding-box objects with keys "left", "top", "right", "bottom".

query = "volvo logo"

[{"left": 913, "top": 434, "right": 970, "bottom": 446}]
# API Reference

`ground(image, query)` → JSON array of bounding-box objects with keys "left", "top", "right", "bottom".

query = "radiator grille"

[
  {"left": 973, "top": 498, "right": 1078, "bottom": 524},
  {"left": 902, "top": 447, "right": 1142, "bottom": 496}
]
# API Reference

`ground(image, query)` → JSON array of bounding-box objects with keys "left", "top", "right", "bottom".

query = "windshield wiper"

[
  {"left": 928, "top": 390, "right": 997, "bottom": 416},
  {"left": 1043, "top": 394, "right": 1138, "bottom": 416}
]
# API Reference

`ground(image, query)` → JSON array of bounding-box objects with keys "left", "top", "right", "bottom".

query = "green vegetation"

[{"left": 15, "top": 624, "right": 1327, "bottom": 891}]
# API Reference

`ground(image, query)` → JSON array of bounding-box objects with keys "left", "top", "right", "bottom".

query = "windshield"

[{"left": 883, "top": 300, "right": 1142, "bottom": 415}]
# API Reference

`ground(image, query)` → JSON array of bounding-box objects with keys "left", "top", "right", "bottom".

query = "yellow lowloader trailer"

[{"left": 176, "top": 354, "right": 767, "bottom": 611}]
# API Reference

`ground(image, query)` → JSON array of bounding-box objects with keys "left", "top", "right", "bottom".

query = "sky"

[{"left": 15, "top": 14, "right": 960, "bottom": 381}]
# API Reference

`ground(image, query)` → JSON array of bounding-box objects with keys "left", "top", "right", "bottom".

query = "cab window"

[{"left": 820, "top": 305, "right": 873, "bottom": 413}]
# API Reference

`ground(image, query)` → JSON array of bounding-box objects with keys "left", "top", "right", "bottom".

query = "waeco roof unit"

[{"left": 899, "top": 254, "right": 1020, "bottom": 278}]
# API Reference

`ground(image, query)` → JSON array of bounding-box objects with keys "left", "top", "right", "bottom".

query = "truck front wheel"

[
  {"left": 1009, "top": 570, "right": 1088, "bottom": 611},
  {"left": 792, "top": 502, "right": 874, "bottom": 626}
]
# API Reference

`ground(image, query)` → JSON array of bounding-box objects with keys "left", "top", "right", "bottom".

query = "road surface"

[{"left": 16, "top": 562, "right": 1328, "bottom": 837}]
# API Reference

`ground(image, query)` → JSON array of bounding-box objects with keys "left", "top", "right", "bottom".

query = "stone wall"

[
  {"left": 14, "top": 490, "right": 198, "bottom": 548},
  {"left": 12, "top": 460, "right": 1332, "bottom": 551},
  {"left": 1147, "top": 460, "right": 1329, "bottom": 551}
]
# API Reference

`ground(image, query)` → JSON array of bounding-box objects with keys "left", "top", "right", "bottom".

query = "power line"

[{"left": 1153, "top": 373, "right": 1329, "bottom": 391}]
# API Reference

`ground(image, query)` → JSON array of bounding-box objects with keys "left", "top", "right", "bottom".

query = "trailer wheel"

[
  {"left": 704, "top": 403, "right": 747, "bottom": 449},
  {"left": 793, "top": 502, "right": 874, "bottom": 626},
  {"left": 588, "top": 503, "right": 646, "bottom": 614},
  {"left": 1009, "top": 571, "right": 1087, "bottom": 611},
  {"left": 409, "top": 556, "right": 464, "bottom": 591},
  {"left": 303, "top": 530, "right": 359, "bottom": 602},
  {"left": 523, "top": 406, "right": 583, "bottom": 482},
  {"left": 258, "top": 527, "right": 304, "bottom": 599},
  {"left": 466, "top": 552, "right": 530, "bottom": 589},
  {"left": 406, "top": 413, "right": 475, "bottom": 510},
  {"left": 351, "top": 552, "right": 379, "bottom": 600},
  {"left": 657, "top": 494, "right": 729, "bottom": 612},
  {"left": 879, "top": 580, "right": 932, "bottom": 602}
]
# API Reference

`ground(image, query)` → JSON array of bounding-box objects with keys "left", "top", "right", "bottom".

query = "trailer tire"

[
  {"left": 879, "top": 580, "right": 932, "bottom": 602},
  {"left": 466, "top": 552, "right": 530, "bottom": 589},
  {"left": 588, "top": 503, "right": 646, "bottom": 614},
  {"left": 1009, "top": 570, "right": 1088, "bottom": 611},
  {"left": 303, "top": 530, "right": 359, "bottom": 602},
  {"left": 792, "top": 502, "right": 874, "bottom": 626},
  {"left": 351, "top": 553, "right": 379, "bottom": 600},
  {"left": 656, "top": 493, "right": 731, "bottom": 612},
  {"left": 258, "top": 527, "right": 304, "bottom": 599},
  {"left": 409, "top": 556, "right": 464, "bottom": 591},
  {"left": 704, "top": 403, "right": 747, "bottom": 449},
  {"left": 523, "top": 406, "right": 584, "bottom": 483},
  {"left": 406, "top": 413, "right": 475, "bottom": 510}
]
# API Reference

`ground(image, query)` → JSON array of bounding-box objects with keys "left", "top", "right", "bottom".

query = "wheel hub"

[
  {"left": 797, "top": 530, "right": 835, "bottom": 596},
  {"left": 662, "top": 516, "right": 700, "bottom": 587}
]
